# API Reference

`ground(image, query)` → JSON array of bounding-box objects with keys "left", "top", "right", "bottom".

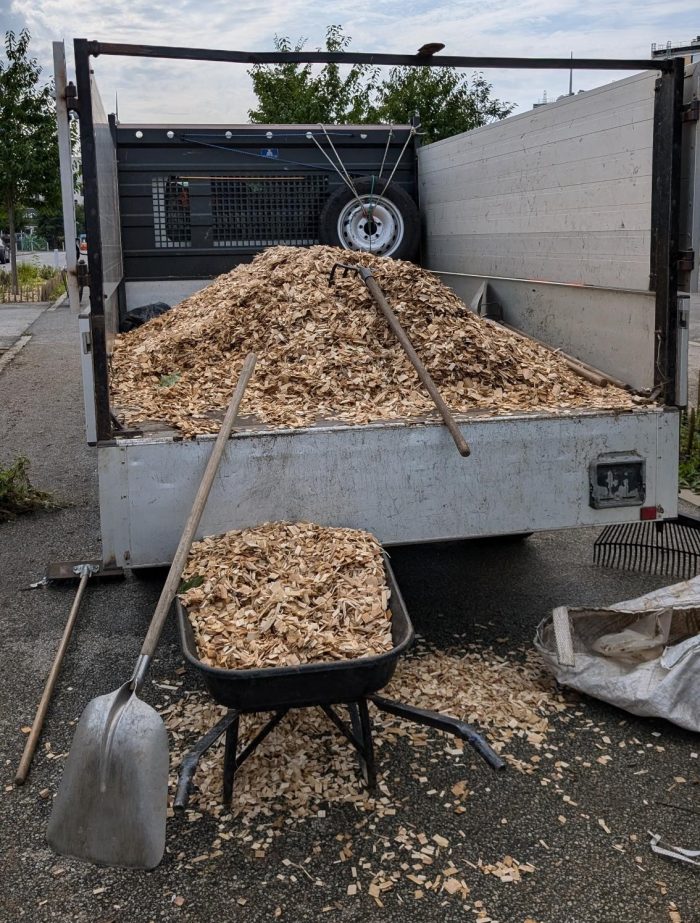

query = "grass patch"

[{"left": 0, "top": 456, "right": 69, "bottom": 522}]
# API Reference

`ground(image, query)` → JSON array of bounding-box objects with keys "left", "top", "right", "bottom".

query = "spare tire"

[{"left": 319, "top": 177, "right": 420, "bottom": 261}]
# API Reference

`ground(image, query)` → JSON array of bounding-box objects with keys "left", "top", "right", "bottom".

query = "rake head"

[{"left": 593, "top": 515, "right": 700, "bottom": 579}]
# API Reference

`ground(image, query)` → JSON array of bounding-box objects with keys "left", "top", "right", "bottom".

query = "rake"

[{"left": 593, "top": 514, "right": 700, "bottom": 579}]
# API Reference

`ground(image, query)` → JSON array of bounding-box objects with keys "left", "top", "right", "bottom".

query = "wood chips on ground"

[
  {"left": 161, "top": 643, "right": 568, "bottom": 830},
  {"left": 110, "top": 245, "right": 639, "bottom": 436},
  {"left": 179, "top": 521, "right": 393, "bottom": 670}
]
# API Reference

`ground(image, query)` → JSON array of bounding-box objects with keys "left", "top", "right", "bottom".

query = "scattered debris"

[
  {"left": 649, "top": 831, "right": 700, "bottom": 867},
  {"left": 110, "top": 246, "right": 638, "bottom": 437},
  {"left": 179, "top": 522, "right": 393, "bottom": 669},
  {"left": 161, "top": 642, "right": 566, "bottom": 852},
  {"left": 477, "top": 856, "right": 536, "bottom": 883}
]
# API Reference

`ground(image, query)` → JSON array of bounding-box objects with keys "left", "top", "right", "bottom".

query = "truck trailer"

[{"left": 53, "top": 40, "right": 699, "bottom": 568}]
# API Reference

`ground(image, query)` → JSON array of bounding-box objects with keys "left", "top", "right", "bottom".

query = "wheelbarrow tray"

[{"left": 176, "top": 554, "right": 414, "bottom": 712}]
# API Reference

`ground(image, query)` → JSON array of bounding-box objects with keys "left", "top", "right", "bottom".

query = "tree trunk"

[{"left": 8, "top": 201, "right": 18, "bottom": 295}]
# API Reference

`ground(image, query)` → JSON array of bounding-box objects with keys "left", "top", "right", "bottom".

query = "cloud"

[{"left": 5, "top": 0, "right": 699, "bottom": 122}]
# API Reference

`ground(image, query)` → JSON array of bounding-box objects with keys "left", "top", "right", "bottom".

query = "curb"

[
  {"left": 47, "top": 292, "right": 68, "bottom": 312},
  {"left": 0, "top": 334, "right": 31, "bottom": 376}
]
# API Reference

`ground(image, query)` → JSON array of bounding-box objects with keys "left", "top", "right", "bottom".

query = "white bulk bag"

[{"left": 535, "top": 577, "right": 700, "bottom": 732}]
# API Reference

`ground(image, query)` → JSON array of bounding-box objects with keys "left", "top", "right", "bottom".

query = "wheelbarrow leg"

[
  {"left": 222, "top": 713, "right": 240, "bottom": 807},
  {"left": 349, "top": 700, "right": 377, "bottom": 789},
  {"left": 222, "top": 709, "right": 289, "bottom": 807},
  {"left": 174, "top": 709, "right": 239, "bottom": 811},
  {"left": 369, "top": 695, "right": 506, "bottom": 771}
]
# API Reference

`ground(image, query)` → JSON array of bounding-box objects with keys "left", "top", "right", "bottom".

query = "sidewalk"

[{"left": 0, "top": 296, "right": 66, "bottom": 373}]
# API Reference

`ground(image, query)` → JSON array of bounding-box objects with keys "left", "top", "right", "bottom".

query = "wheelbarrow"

[{"left": 173, "top": 555, "right": 505, "bottom": 810}]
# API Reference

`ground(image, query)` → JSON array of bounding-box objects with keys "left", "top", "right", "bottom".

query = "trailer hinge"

[
  {"left": 683, "top": 100, "right": 699, "bottom": 123},
  {"left": 81, "top": 331, "right": 92, "bottom": 354},
  {"left": 65, "top": 81, "right": 79, "bottom": 114},
  {"left": 679, "top": 249, "right": 695, "bottom": 272}
]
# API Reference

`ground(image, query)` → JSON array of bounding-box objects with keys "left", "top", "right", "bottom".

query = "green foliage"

[
  {"left": 374, "top": 68, "right": 514, "bottom": 144},
  {"left": 248, "top": 26, "right": 513, "bottom": 142},
  {"left": 679, "top": 408, "right": 700, "bottom": 492},
  {"left": 0, "top": 456, "right": 67, "bottom": 521},
  {"left": 34, "top": 207, "right": 65, "bottom": 248},
  {"left": 0, "top": 261, "right": 65, "bottom": 300},
  {"left": 158, "top": 372, "right": 181, "bottom": 388},
  {"left": 0, "top": 29, "right": 60, "bottom": 289},
  {"left": 178, "top": 574, "right": 204, "bottom": 593},
  {"left": 249, "top": 26, "right": 377, "bottom": 124}
]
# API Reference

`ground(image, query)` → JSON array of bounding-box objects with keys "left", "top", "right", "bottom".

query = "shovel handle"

[{"left": 136, "top": 353, "right": 257, "bottom": 672}]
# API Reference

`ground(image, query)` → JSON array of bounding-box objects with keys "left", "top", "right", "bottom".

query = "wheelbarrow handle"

[{"left": 369, "top": 694, "right": 506, "bottom": 772}]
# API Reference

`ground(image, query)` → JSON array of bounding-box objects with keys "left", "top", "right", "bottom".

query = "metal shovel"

[{"left": 47, "top": 353, "right": 257, "bottom": 869}]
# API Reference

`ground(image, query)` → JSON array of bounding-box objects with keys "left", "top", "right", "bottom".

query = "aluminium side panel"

[
  {"left": 419, "top": 71, "right": 660, "bottom": 390},
  {"left": 99, "top": 410, "right": 678, "bottom": 568}
]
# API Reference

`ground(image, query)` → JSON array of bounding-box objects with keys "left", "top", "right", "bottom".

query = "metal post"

[
  {"left": 650, "top": 57, "right": 685, "bottom": 403},
  {"left": 74, "top": 38, "right": 112, "bottom": 442}
]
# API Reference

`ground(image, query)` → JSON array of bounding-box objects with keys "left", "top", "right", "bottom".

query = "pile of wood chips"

[
  {"left": 110, "top": 245, "right": 638, "bottom": 436},
  {"left": 179, "top": 522, "right": 394, "bottom": 670}
]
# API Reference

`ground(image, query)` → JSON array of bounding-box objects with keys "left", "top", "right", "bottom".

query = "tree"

[
  {"left": 0, "top": 30, "right": 60, "bottom": 291},
  {"left": 247, "top": 27, "right": 514, "bottom": 143},
  {"left": 374, "top": 68, "right": 514, "bottom": 144},
  {"left": 248, "top": 26, "right": 377, "bottom": 124}
]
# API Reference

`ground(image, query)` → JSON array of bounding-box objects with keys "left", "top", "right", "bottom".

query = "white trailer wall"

[{"left": 418, "top": 71, "right": 660, "bottom": 391}]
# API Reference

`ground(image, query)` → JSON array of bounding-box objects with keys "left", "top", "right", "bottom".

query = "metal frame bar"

[
  {"left": 82, "top": 41, "right": 673, "bottom": 72},
  {"left": 650, "top": 58, "right": 685, "bottom": 401},
  {"left": 52, "top": 43, "right": 81, "bottom": 315},
  {"left": 71, "top": 38, "right": 683, "bottom": 445},
  {"left": 74, "top": 38, "right": 112, "bottom": 442}
]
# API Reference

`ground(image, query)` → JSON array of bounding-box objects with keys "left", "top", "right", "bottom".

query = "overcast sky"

[{"left": 2, "top": 0, "right": 698, "bottom": 123}]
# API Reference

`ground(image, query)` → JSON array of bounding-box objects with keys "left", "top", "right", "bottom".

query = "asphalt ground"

[{"left": 0, "top": 306, "right": 698, "bottom": 923}]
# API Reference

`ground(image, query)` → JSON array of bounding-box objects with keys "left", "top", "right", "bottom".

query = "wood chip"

[
  {"left": 180, "top": 522, "right": 393, "bottom": 669},
  {"left": 110, "top": 245, "right": 639, "bottom": 437}
]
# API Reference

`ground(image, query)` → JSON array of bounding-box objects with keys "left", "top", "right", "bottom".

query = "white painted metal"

[
  {"left": 124, "top": 280, "right": 209, "bottom": 311},
  {"left": 99, "top": 409, "right": 678, "bottom": 568},
  {"left": 52, "top": 42, "right": 81, "bottom": 316},
  {"left": 419, "top": 71, "right": 658, "bottom": 290},
  {"left": 78, "top": 309, "right": 97, "bottom": 444},
  {"left": 418, "top": 70, "right": 666, "bottom": 391},
  {"left": 337, "top": 195, "right": 404, "bottom": 256}
]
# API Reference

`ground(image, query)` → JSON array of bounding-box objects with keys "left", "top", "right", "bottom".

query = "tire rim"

[{"left": 337, "top": 195, "right": 405, "bottom": 257}]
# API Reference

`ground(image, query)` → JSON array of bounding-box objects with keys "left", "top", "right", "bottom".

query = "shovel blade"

[{"left": 47, "top": 686, "right": 169, "bottom": 869}]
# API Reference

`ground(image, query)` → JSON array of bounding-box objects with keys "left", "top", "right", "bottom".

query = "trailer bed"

[{"left": 100, "top": 405, "right": 678, "bottom": 567}]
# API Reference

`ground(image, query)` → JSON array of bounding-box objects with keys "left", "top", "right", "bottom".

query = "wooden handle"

[
  {"left": 365, "top": 276, "right": 471, "bottom": 457},
  {"left": 139, "top": 353, "right": 257, "bottom": 660},
  {"left": 15, "top": 569, "right": 93, "bottom": 785}
]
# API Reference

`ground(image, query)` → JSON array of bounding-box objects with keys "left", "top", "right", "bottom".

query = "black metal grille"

[
  {"left": 152, "top": 176, "right": 192, "bottom": 248},
  {"left": 211, "top": 175, "right": 328, "bottom": 248}
]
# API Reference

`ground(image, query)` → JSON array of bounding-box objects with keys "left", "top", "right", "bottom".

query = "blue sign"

[{"left": 260, "top": 148, "right": 279, "bottom": 159}]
